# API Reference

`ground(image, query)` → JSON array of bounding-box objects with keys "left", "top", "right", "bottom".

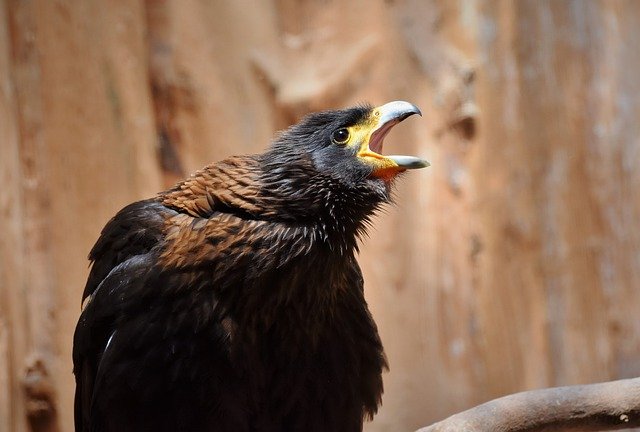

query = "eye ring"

[{"left": 332, "top": 128, "right": 350, "bottom": 144}]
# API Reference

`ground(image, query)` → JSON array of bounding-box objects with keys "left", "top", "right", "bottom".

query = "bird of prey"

[{"left": 73, "top": 101, "right": 429, "bottom": 432}]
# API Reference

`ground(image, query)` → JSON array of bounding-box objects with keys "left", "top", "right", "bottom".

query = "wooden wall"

[{"left": 1, "top": 1, "right": 638, "bottom": 431}]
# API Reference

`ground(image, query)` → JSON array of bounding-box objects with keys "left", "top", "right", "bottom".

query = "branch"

[{"left": 417, "top": 377, "right": 640, "bottom": 432}]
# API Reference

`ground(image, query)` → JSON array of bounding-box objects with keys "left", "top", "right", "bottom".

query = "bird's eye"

[{"left": 332, "top": 128, "right": 350, "bottom": 144}]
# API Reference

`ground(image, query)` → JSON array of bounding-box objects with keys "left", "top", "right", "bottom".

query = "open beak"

[{"left": 356, "top": 101, "right": 430, "bottom": 180}]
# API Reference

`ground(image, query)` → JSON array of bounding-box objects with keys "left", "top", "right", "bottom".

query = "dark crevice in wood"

[{"left": 144, "top": 0, "right": 186, "bottom": 186}]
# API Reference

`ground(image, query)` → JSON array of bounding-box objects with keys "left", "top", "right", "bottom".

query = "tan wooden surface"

[{"left": 1, "top": 1, "right": 638, "bottom": 431}]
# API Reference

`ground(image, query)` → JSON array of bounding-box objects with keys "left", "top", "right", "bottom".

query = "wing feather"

[{"left": 82, "top": 199, "right": 168, "bottom": 302}]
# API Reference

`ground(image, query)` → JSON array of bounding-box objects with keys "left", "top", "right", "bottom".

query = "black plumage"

[{"left": 73, "top": 101, "right": 428, "bottom": 432}]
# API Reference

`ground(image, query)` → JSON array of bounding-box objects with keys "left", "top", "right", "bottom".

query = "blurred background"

[{"left": 1, "top": 0, "right": 639, "bottom": 431}]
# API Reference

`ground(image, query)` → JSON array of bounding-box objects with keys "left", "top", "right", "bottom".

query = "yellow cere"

[
  {"left": 345, "top": 111, "right": 403, "bottom": 179},
  {"left": 345, "top": 111, "right": 381, "bottom": 153}
]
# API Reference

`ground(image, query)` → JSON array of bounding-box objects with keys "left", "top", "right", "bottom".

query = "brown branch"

[{"left": 417, "top": 377, "right": 640, "bottom": 432}]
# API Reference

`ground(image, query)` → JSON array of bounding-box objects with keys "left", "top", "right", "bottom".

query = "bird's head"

[{"left": 262, "top": 101, "right": 428, "bottom": 203}]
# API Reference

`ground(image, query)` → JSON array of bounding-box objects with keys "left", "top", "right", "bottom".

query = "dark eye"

[{"left": 332, "top": 128, "right": 350, "bottom": 144}]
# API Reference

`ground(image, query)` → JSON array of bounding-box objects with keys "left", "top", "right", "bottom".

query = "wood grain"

[{"left": 1, "top": 1, "right": 639, "bottom": 431}]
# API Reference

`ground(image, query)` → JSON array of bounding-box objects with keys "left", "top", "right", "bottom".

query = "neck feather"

[{"left": 160, "top": 154, "right": 385, "bottom": 254}]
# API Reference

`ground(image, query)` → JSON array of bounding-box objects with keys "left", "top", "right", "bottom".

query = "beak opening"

[
  {"left": 368, "top": 101, "right": 421, "bottom": 153},
  {"left": 359, "top": 101, "right": 430, "bottom": 175}
]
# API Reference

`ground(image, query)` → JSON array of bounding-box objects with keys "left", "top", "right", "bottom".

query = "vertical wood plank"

[
  {"left": 5, "top": 0, "right": 60, "bottom": 430},
  {"left": 0, "top": 2, "right": 28, "bottom": 431}
]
